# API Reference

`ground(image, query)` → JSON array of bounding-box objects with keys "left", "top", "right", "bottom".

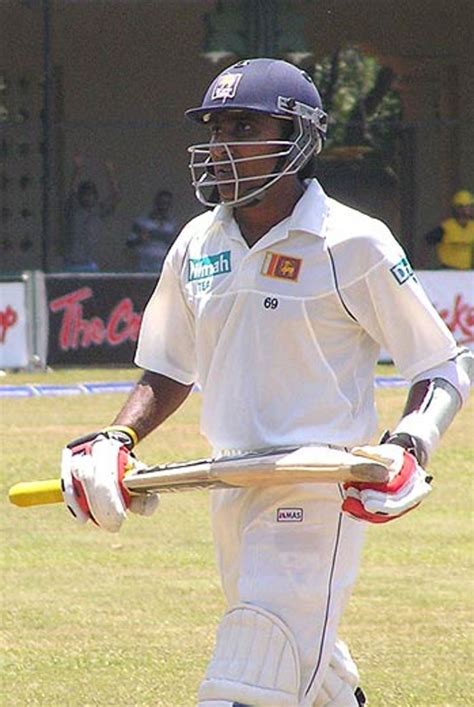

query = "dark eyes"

[{"left": 209, "top": 121, "right": 255, "bottom": 139}]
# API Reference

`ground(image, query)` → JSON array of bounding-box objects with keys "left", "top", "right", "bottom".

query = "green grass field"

[{"left": 1, "top": 367, "right": 473, "bottom": 706}]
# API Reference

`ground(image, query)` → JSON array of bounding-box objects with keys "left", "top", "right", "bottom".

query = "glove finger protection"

[
  {"left": 342, "top": 444, "right": 432, "bottom": 524},
  {"left": 61, "top": 446, "right": 89, "bottom": 525},
  {"left": 61, "top": 431, "right": 158, "bottom": 532},
  {"left": 72, "top": 436, "right": 133, "bottom": 532}
]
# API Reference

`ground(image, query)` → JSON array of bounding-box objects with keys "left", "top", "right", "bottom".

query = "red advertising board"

[
  {"left": 46, "top": 274, "right": 157, "bottom": 365},
  {"left": 45, "top": 270, "right": 473, "bottom": 367}
]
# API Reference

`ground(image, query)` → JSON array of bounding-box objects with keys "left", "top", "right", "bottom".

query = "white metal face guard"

[
  {"left": 187, "top": 100, "right": 327, "bottom": 207},
  {"left": 188, "top": 136, "right": 311, "bottom": 207}
]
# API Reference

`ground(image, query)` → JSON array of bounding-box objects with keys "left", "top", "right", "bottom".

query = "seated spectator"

[
  {"left": 64, "top": 153, "right": 121, "bottom": 272},
  {"left": 425, "top": 190, "right": 474, "bottom": 269},
  {"left": 126, "top": 189, "right": 177, "bottom": 273}
]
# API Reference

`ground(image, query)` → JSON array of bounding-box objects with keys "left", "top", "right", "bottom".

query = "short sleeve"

[
  {"left": 340, "top": 247, "right": 458, "bottom": 381},
  {"left": 134, "top": 257, "right": 196, "bottom": 384}
]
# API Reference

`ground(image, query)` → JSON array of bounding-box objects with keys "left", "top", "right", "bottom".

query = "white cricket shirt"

[{"left": 135, "top": 179, "right": 457, "bottom": 451}]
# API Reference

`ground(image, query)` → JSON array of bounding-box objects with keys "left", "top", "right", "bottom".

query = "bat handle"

[
  {"left": 9, "top": 479, "right": 63, "bottom": 507},
  {"left": 8, "top": 469, "right": 141, "bottom": 508}
]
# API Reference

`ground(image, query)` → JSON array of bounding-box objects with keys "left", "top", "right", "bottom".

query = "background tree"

[{"left": 313, "top": 46, "right": 402, "bottom": 168}]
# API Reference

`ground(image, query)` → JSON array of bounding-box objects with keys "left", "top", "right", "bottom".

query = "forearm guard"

[{"left": 387, "top": 348, "right": 473, "bottom": 466}]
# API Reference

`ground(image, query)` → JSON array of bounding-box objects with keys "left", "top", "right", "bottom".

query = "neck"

[{"left": 233, "top": 177, "right": 305, "bottom": 247}]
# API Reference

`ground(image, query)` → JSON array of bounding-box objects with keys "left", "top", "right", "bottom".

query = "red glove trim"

[
  {"left": 69, "top": 440, "right": 94, "bottom": 520},
  {"left": 69, "top": 440, "right": 94, "bottom": 456},
  {"left": 117, "top": 446, "right": 132, "bottom": 508},
  {"left": 342, "top": 496, "right": 421, "bottom": 524},
  {"left": 344, "top": 451, "right": 417, "bottom": 493},
  {"left": 71, "top": 475, "right": 94, "bottom": 521}
]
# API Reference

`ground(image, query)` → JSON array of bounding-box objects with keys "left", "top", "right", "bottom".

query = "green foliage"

[
  {"left": 313, "top": 45, "right": 402, "bottom": 157},
  {"left": 202, "top": 0, "right": 313, "bottom": 61}
]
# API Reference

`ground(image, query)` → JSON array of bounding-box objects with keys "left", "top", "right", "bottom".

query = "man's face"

[
  {"left": 206, "top": 110, "right": 287, "bottom": 202},
  {"left": 154, "top": 193, "right": 172, "bottom": 216},
  {"left": 79, "top": 189, "right": 98, "bottom": 209},
  {"left": 453, "top": 204, "right": 473, "bottom": 224}
]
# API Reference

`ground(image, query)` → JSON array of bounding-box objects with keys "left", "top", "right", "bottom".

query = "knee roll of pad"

[{"left": 198, "top": 603, "right": 301, "bottom": 707}]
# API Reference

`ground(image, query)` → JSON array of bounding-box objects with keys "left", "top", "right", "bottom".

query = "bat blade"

[
  {"left": 124, "top": 445, "right": 390, "bottom": 493},
  {"left": 8, "top": 446, "right": 390, "bottom": 508}
]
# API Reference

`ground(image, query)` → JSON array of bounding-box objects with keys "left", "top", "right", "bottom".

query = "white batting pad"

[{"left": 198, "top": 604, "right": 301, "bottom": 706}]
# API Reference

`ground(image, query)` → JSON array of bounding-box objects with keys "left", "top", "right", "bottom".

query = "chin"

[{"left": 217, "top": 187, "right": 236, "bottom": 202}]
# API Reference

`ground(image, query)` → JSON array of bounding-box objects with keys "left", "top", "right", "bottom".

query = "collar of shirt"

[{"left": 208, "top": 178, "right": 330, "bottom": 250}]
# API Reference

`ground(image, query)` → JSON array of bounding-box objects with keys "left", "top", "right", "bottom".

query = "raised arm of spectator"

[
  {"left": 100, "top": 160, "right": 122, "bottom": 216},
  {"left": 68, "top": 153, "right": 85, "bottom": 199}
]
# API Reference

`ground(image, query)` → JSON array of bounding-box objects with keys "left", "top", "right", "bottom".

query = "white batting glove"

[
  {"left": 342, "top": 443, "right": 432, "bottom": 524},
  {"left": 61, "top": 431, "right": 159, "bottom": 532}
]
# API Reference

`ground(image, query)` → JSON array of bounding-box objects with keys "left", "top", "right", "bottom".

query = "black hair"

[
  {"left": 155, "top": 189, "right": 172, "bottom": 199},
  {"left": 78, "top": 180, "right": 98, "bottom": 196}
]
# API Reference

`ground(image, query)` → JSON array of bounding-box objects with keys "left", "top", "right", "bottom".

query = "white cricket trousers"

[{"left": 208, "top": 482, "right": 366, "bottom": 705}]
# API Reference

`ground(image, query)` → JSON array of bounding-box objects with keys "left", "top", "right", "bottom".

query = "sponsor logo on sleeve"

[
  {"left": 277, "top": 507, "right": 304, "bottom": 523},
  {"left": 390, "top": 257, "right": 415, "bottom": 285},
  {"left": 211, "top": 73, "right": 242, "bottom": 102},
  {"left": 261, "top": 252, "right": 302, "bottom": 282}
]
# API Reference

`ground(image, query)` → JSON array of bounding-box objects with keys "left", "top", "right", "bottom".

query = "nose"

[
  {"left": 209, "top": 140, "right": 233, "bottom": 165},
  {"left": 209, "top": 140, "right": 226, "bottom": 157}
]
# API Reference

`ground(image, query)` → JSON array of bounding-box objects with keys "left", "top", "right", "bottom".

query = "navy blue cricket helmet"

[{"left": 186, "top": 58, "right": 328, "bottom": 207}]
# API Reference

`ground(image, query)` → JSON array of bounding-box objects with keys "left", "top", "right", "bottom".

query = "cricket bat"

[{"left": 8, "top": 445, "right": 390, "bottom": 508}]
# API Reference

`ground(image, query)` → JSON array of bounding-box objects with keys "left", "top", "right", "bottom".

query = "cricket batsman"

[{"left": 60, "top": 59, "right": 472, "bottom": 706}]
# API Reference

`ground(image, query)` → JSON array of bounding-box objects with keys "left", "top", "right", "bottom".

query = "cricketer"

[{"left": 60, "top": 59, "right": 472, "bottom": 706}]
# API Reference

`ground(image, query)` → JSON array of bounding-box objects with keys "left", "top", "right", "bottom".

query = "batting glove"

[
  {"left": 60, "top": 427, "right": 159, "bottom": 532},
  {"left": 342, "top": 443, "right": 432, "bottom": 523}
]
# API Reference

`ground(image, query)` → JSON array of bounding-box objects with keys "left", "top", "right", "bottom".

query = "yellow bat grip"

[{"left": 9, "top": 479, "right": 63, "bottom": 507}]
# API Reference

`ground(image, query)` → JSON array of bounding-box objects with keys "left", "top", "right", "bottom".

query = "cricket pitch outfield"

[{"left": 1, "top": 367, "right": 473, "bottom": 706}]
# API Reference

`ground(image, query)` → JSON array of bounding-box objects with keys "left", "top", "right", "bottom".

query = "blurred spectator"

[
  {"left": 425, "top": 190, "right": 474, "bottom": 270},
  {"left": 126, "top": 189, "right": 177, "bottom": 273},
  {"left": 64, "top": 153, "right": 121, "bottom": 272}
]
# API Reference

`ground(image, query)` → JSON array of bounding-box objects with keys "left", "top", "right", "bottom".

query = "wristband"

[{"left": 102, "top": 425, "right": 139, "bottom": 450}]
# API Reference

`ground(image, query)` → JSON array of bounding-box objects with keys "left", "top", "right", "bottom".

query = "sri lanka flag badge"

[{"left": 261, "top": 251, "right": 302, "bottom": 282}]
